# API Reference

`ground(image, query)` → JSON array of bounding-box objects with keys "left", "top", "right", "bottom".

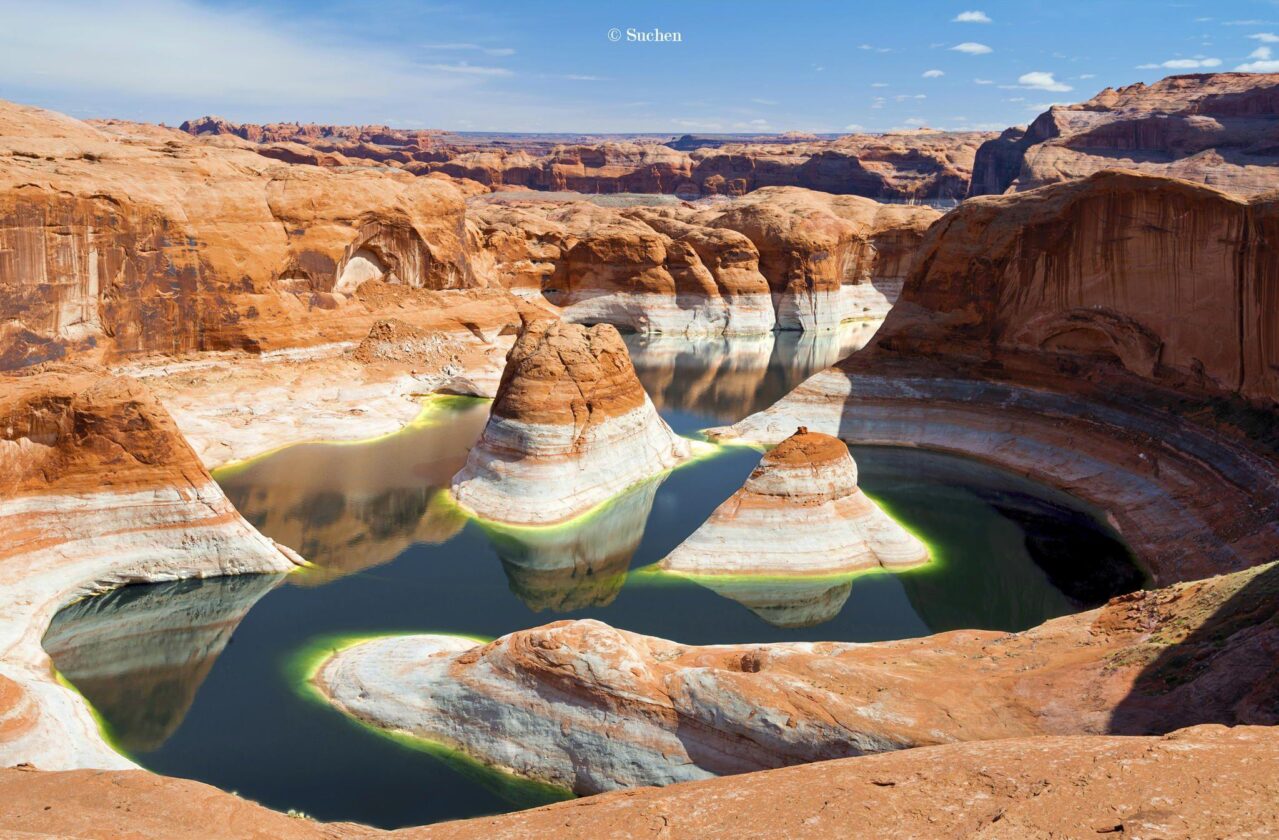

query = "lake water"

[{"left": 45, "top": 325, "right": 1143, "bottom": 829}]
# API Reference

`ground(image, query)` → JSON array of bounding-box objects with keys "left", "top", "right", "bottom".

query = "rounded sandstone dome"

[{"left": 744, "top": 427, "right": 859, "bottom": 502}]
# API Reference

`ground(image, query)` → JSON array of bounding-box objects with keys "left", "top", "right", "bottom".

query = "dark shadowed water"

[{"left": 44, "top": 327, "right": 1143, "bottom": 829}]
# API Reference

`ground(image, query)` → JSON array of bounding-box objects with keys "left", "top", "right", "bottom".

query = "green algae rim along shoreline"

[
  {"left": 211, "top": 394, "right": 492, "bottom": 481},
  {"left": 289, "top": 632, "right": 575, "bottom": 808}
]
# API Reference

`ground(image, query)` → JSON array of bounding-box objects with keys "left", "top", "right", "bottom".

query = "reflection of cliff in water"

[
  {"left": 486, "top": 478, "right": 663, "bottom": 612},
  {"left": 217, "top": 399, "right": 489, "bottom": 585},
  {"left": 625, "top": 323, "right": 877, "bottom": 424},
  {"left": 42, "top": 574, "right": 283, "bottom": 752},
  {"left": 851, "top": 446, "right": 1142, "bottom": 634},
  {"left": 689, "top": 575, "right": 854, "bottom": 628}
]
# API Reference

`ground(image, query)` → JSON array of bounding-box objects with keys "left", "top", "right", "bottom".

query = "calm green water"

[{"left": 44, "top": 328, "right": 1141, "bottom": 829}]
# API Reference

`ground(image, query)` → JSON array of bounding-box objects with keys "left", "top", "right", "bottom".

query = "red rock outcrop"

[
  {"left": 0, "top": 99, "right": 476, "bottom": 369},
  {"left": 0, "top": 370, "right": 300, "bottom": 770},
  {"left": 716, "top": 172, "right": 1279, "bottom": 585},
  {"left": 1, "top": 724, "right": 1274, "bottom": 839},
  {"left": 660, "top": 428, "right": 928, "bottom": 576},
  {"left": 181, "top": 116, "right": 993, "bottom": 200},
  {"left": 315, "top": 560, "right": 1279, "bottom": 793},
  {"left": 470, "top": 189, "right": 939, "bottom": 333},
  {"left": 970, "top": 72, "right": 1279, "bottom": 197},
  {"left": 451, "top": 319, "right": 690, "bottom": 525}
]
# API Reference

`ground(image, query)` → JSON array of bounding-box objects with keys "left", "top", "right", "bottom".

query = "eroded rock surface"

[
  {"left": 0, "top": 370, "right": 300, "bottom": 770},
  {"left": 661, "top": 429, "right": 928, "bottom": 576},
  {"left": 970, "top": 72, "right": 1279, "bottom": 196},
  {"left": 451, "top": 320, "right": 690, "bottom": 525},
  {"left": 717, "top": 172, "right": 1279, "bottom": 585},
  {"left": 316, "top": 562, "right": 1279, "bottom": 794}
]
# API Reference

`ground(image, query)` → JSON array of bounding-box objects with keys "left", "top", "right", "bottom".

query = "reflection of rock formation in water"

[
  {"left": 42, "top": 574, "right": 282, "bottom": 752},
  {"left": 691, "top": 576, "right": 853, "bottom": 628},
  {"left": 218, "top": 399, "right": 489, "bottom": 585},
  {"left": 625, "top": 325, "right": 876, "bottom": 424},
  {"left": 486, "top": 479, "right": 662, "bottom": 612}
]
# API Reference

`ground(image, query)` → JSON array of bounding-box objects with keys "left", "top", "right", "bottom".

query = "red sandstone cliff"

[{"left": 970, "top": 72, "right": 1279, "bottom": 197}]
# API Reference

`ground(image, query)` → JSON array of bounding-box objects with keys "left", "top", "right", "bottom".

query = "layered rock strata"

[
  {"left": 661, "top": 429, "right": 928, "bottom": 576},
  {"left": 0, "top": 99, "right": 476, "bottom": 371},
  {"left": 315, "top": 561, "right": 1279, "bottom": 794},
  {"left": 182, "top": 117, "right": 993, "bottom": 200},
  {"left": 970, "top": 72, "right": 1279, "bottom": 196},
  {"left": 451, "top": 320, "right": 690, "bottom": 525},
  {"left": 470, "top": 188, "right": 938, "bottom": 335},
  {"left": 0, "top": 371, "right": 301, "bottom": 770},
  {"left": 470, "top": 200, "right": 776, "bottom": 336},
  {"left": 714, "top": 172, "right": 1279, "bottom": 585}
]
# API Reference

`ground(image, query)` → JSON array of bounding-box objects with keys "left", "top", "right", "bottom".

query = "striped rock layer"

[
  {"left": 315, "top": 561, "right": 1279, "bottom": 796},
  {"left": 661, "top": 429, "right": 928, "bottom": 577},
  {"left": 451, "top": 320, "right": 690, "bottom": 525},
  {"left": 0, "top": 371, "right": 299, "bottom": 770}
]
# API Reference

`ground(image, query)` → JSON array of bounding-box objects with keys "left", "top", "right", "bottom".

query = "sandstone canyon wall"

[
  {"left": 0, "top": 100, "right": 477, "bottom": 369},
  {"left": 969, "top": 72, "right": 1279, "bottom": 197},
  {"left": 719, "top": 171, "right": 1279, "bottom": 585}
]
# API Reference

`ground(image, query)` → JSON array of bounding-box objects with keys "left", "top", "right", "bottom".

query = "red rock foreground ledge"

[
  {"left": 315, "top": 561, "right": 1279, "bottom": 795},
  {"left": 2, "top": 724, "right": 1274, "bottom": 838}
]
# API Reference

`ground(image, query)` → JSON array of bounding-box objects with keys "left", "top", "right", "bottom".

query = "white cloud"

[
  {"left": 1250, "top": 46, "right": 1273, "bottom": 60},
  {"left": 1017, "top": 71, "right": 1072, "bottom": 92},
  {"left": 974, "top": 78, "right": 994, "bottom": 84},
  {"left": 425, "top": 62, "right": 512, "bottom": 77},
  {"left": 1078, "top": 73, "right": 1097, "bottom": 79},
  {"left": 0, "top": 0, "right": 490, "bottom": 108},
  {"left": 1136, "top": 57, "right": 1221, "bottom": 69},
  {"left": 844, "top": 123, "right": 866, "bottom": 131},
  {"left": 751, "top": 97, "right": 779, "bottom": 105},
  {"left": 922, "top": 69, "right": 945, "bottom": 78},
  {"left": 424, "top": 43, "right": 516, "bottom": 57},
  {"left": 870, "top": 82, "right": 890, "bottom": 88},
  {"left": 1249, "top": 32, "right": 1279, "bottom": 42},
  {"left": 1237, "top": 58, "right": 1279, "bottom": 72},
  {"left": 562, "top": 74, "right": 608, "bottom": 81},
  {"left": 951, "top": 42, "right": 993, "bottom": 55},
  {"left": 953, "top": 10, "right": 992, "bottom": 23}
]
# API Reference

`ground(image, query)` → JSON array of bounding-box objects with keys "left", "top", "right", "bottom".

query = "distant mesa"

[{"left": 661, "top": 428, "right": 929, "bottom": 578}]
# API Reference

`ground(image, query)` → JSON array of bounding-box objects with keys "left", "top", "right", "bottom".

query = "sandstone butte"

[
  {"left": 180, "top": 116, "right": 994, "bottom": 201},
  {"left": 315, "top": 560, "right": 1279, "bottom": 795},
  {"left": 450, "top": 319, "right": 690, "bottom": 525},
  {"left": 660, "top": 428, "right": 929, "bottom": 577},
  {"left": 0, "top": 370, "right": 302, "bottom": 772},
  {"left": 970, "top": 71, "right": 1279, "bottom": 197},
  {"left": 469, "top": 188, "right": 940, "bottom": 335}
]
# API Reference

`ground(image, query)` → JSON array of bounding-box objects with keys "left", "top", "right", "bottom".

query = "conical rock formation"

[
  {"left": 661, "top": 428, "right": 928, "bottom": 576},
  {"left": 451, "top": 319, "right": 690, "bottom": 525}
]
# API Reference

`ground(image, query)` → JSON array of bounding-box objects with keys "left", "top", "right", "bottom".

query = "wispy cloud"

[
  {"left": 973, "top": 78, "right": 994, "bottom": 84},
  {"left": 562, "top": 74, "right": 609, "bottom": 81},
  {"left": 1016, "top": 71, "right": 1072, "bottom": 92},
  {"left": 953, "top": 10, "right": 992, "bottom": 23},
  {"left": 922, "top": 69, "right": 945, "bottom": 78},
  {"left": 751, "top": 97, "right": 779, "bottom": 105},
  {"left": 1249, "top": 32, "right": 1279, "bottom": 43},
  {"left": 1135, "top": 57, "right": 1221, "bottom": 69},
  {"left": 423, "top": 43, "right": 516, "bottom": 57},
  {"left": 424, "top": 62, "right": 513, "bottom": 77},
  {"left": 951, "top": 42, "right": 993, "bottom": 55}
]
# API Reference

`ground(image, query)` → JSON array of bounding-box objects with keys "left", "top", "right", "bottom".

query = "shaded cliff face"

[
  {"left": 181, "top": 115, "right": 993, "bottom": 201},
  {"left": 0, "top": 100, "right": 474, "bottom": 368},
  {"left": 969, "top": 72, "right": 1279, "bottom": 197},
  {"left": 887, "top": 171, "right": 1278, "bottom": 406}
]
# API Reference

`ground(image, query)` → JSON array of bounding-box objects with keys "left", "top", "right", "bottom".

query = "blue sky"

[{"left": 1, "top": 0, "right": 1278, "bottom": 133}]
